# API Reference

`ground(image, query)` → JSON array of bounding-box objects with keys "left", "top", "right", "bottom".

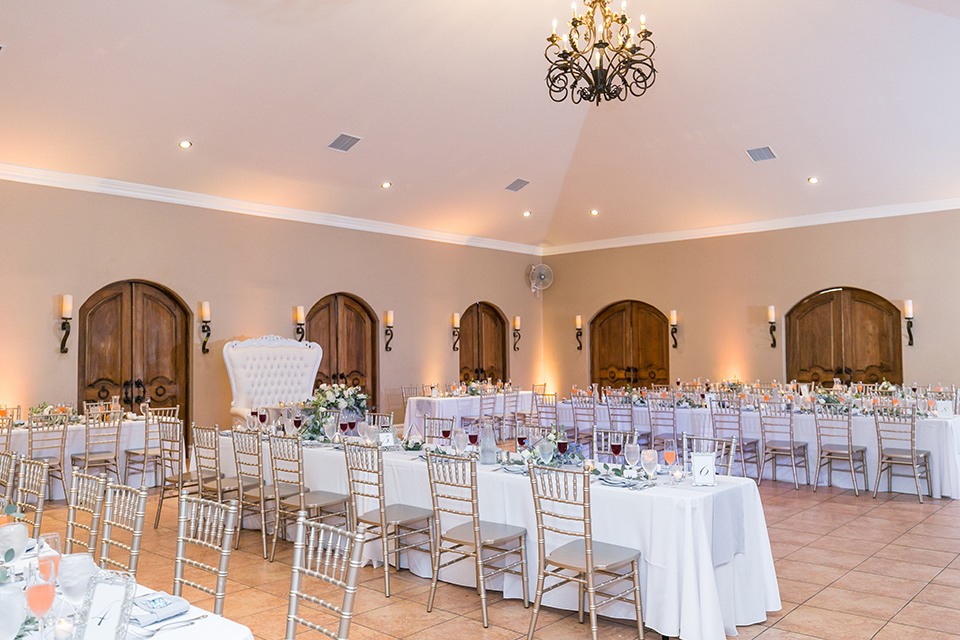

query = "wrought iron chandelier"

[{"left": 546, "top": 1, "right": 656, "bottom": 105}]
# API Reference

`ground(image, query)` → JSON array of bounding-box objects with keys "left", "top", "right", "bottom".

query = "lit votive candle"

[
  {"left": 671, "top": 468, "right": 684, "bottom": 483},
  {"left": 54, "top": 618, "right": 73, "bottom": 640}
]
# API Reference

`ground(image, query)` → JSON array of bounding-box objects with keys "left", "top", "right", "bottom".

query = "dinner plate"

[
  {"left": 598, "top": 476, "right": 637, "bottom": 488},
  {"left": 501, "top": 465, "right": 528, "bottom": 475}
]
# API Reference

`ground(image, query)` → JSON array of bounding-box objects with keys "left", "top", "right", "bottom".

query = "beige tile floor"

[{"left": 37, "top": 480, "right": 960, "bottom": 640}]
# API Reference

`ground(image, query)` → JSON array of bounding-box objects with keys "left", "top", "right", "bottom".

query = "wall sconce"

[
  {"left": 60, "top": 294, "right": 73, "bottom": 353},
  {"left": 904, "top": 299, "right": 914, "bottom": 346},
  {"left": 200, "top": 301, "right": 212, "bottom": 354},
  {"left": 575, "top": 315, "right": 583, "bottom": 351},
  {"left": 452, "top": 313, "right": 461, "bottom": 352},
  {"left": 767, "top": 305, "right": 777, "bottom": 349},
  {"left": 294, "top": 305, "right": 305, "bottom": 342},
  {"left": 670, "top": 309, "right": 678, "bottom": 349},
  {"left": 384, "top": 310, "right": 395, "bottom": 351},
  {"left": 513, "top": 316, "right": 521, "bottom": 351}
]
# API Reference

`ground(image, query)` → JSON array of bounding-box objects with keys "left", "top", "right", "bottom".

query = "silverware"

[{"left": 132, "top": 614, "right": 207, "bottom": 638}]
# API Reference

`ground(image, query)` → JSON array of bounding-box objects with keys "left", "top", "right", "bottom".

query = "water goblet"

[
  {"left": 0, "top": 581, "right": 26, "bottom": 640},
  {"left": 536, "top": 438, "right": 555, "bottom": 465},
  {"left": 640, "top": 449, "right": 658, "bottom": 482},
  {"left": 58, "top": 553, "right": 97, "bottom": 609},
  {"left": 624, "top": 442, "right": 640, "bottom": 468},
  {"left": 452, "top": 428, "right": 469, "bottom": 455}
]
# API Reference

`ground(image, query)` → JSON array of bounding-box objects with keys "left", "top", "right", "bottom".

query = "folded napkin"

[{"left": 130, "top": 592, "right": 190, "bottom": 627}]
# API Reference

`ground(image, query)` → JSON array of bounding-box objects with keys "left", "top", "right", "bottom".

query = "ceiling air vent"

[
  {"left": 327, "top": 133, "right": 362, "bottom": 152},
  {"left": 745, "top": 146, "right": 777, "bottom": 162},
  {"left": 505, "top": 179, "right": 530, "bottom": 192}
]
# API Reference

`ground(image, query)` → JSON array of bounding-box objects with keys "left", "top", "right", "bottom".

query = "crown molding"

[
  {"left": 0, "top": 162, "right": 541, "bottom": 256},
  {"left": 541, "top": 197, "right": 960, "bottom": 256}
]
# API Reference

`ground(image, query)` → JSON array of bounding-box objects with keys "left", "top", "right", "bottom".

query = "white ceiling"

[{"left": 2, "top": 0, "right": 960, "bottom": 251}]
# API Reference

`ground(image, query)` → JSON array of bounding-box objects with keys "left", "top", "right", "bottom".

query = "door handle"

[
  {"left": 122, "top": 380, "right": 132, "bottom": 405},
  {"left": 134, "top": 378, "right": 146, "bottom": 405}
]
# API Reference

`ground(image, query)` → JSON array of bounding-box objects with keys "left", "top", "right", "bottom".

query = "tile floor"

[{"left": 37, "top": 481, "right": 960, "bottom": 639}]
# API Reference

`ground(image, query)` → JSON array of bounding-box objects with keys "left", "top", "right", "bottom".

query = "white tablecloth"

[
  {"left": 220, "top": 437, "right": 779, "bottom": 640},
  {"left": 5, "top": 419, "right": 150, "bottom": 499},
  {"left": 404, "top": 391, "right": 534, "bottom": 438},
  {"left": 557, "top": 402, "right": 960, "bottom": 498}
]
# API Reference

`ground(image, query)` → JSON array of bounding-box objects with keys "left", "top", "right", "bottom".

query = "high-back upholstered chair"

[{"left": 223, "top": 335, "right": 323, "bottom": 419}]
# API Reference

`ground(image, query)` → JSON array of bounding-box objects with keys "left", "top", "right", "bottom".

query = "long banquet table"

[
  {"left": 558, "top": 401, "right": 960, "bottom": 498},
  {"left": 219, "top": 435, "right": 780, "bottom": 640},
  {"left": 404, "top": 391, "right": 534, "bottom": 438},
  {"left": 5, "top": 418, "right": 150, "bottom": 499}
]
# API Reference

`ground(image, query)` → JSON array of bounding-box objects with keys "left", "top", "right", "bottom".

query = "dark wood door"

[
  {"left": 458, "top": 302, "right": 508, "bottom": 382},
  {"left": 78, "top": 281, "right": 191, "bottom": 422},
  {"left": 590, "top": 300, "right": 669, "bottom": 389},
  {"left": 786, "top": 287, "right": 902, "bottom": 385},
  {"left": 306, "top": 293, "right": 379, "bottom": 409}
]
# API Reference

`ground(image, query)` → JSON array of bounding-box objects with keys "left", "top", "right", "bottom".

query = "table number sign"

[
  {"left": 692, "top": 451, "right": 718, "bottom": 486},
  {"left": 73, "top": 571, "right": 136, "bottom": 640},
  {"left": 935, "top": 400, "right": 953, "bottom": 417}
]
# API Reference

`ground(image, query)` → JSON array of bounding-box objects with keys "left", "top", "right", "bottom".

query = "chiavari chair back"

[
  {"left": 682, "top": 433, "right": 738, "bottom": 476},
  {"left": 284, "top": 512, "right": 368, "bottom": 640},
  {"left": 535, "top": 393, "right": 558, "bottom": 429},
  {"left": 0, "top": 451, "right": 16, "bottom": 503},
  {"left": 497, "top": 389, "right": 521, "bottom": 441},
  {"left": 873, "top": 402, "right": 931, "bottom": 502},
  {"left": 192, "top": 424, "right": 248, "bottom": 505},
  {"left": 65, "top": 469, "right": 108, "bottom": 556},
  {"left": 570, "top": 395, "right": 596, "bottom": 447},
  {"left": 365, "top": 411, "right": 399, "bottom": 442},
  {"left": 605, "top": 393, "right": 651, "bottom": 447},
  {"left": 757, "top": 400, "right": 809, "bottom": 489},
  {"left": 173, "top": 492, "right": 240, "bottom": 616},
  {"left": 124, "top": 404, "right": 176, "bottom": 485},
  {"left": 268, "top": 434, "right": 349, "bottom": 562},
  {"left": 27, "top": 413, "right": 68, "bottom": 499},
  {"left": 401, "top": 385, "right": 420, "bottom": 405},
  {"left": 425, "top": 452, "right": 528, "bottom": 627},
  {"left": 0, "top": 405, "right": 21, "bottom": 421},
  {"left": 422, "top": 415, "right": 456, "bottom": 447},
  {"left": 813, "top": 401, "right": 869, "bottom": 495},
  {"left": 709, "top": 395, "right": 760, "bottom": 479},
  {"left": 70, "top": 406, "right": 122, "bottom": 479},
  {"left": 15, "top": 457, "right": 49, "bottom": 536},
  {"left": 647, "top": 392, "right": 677, "bottom": 445},
  {"left": 99, "top": 481, "right": 148, "bottom": 577},
  {"left": 343, "top": 441, "right": 435, "bottom": 597},
  {"left": 154, "top": 416, "right": 198, "bottom": 528},
  {"left": 526, "top": 464, "right": 643, "bottom": 640},
  {"left": 0, "top": 414, "right": 13, "bottom": 452}
]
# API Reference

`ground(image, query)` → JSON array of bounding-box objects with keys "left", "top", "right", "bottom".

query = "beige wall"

[
  {"left": 0, "top": 180, "right": 544, "bottom": 426},
  {"left": 543, "top": 209, "right": 960, "bottom": 394}
]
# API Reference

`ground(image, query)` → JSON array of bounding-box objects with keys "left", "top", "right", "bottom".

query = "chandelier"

[{"left": 545, "top": 1, "right": 656, "bottom": 105}]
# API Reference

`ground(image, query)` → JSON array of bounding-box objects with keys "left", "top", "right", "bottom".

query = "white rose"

[{"left": 337, "top": 399, "right": 347, "bottom": 409}]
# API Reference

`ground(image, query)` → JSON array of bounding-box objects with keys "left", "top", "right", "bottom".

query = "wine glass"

[
  {"left": 516, "top": 427, "right": 528, "bottom": 450},
  {"left": 441, "top": 424, "right": 452, "bottom": 442},
  {"left": 536, "top": 438, "right": 554, "bottom": 464},
  {"left": 662, "top": 438, "right": 677, "bottom": 469},
  {"left": 58, "top": 553, "right": 98, "bottom": 608},
  {"left": 27, "top": 558, "right": 56, "bottom": 638},
  {"left": 452, "top": 428, "right": 469, "bottom": 455},
  {"left": 293, "top": 411, "right": 303, "bottom": 432},
  {"left": 467, "top": 426, "right": 479, "bottom": 447},
  {"left": 556, "top": 431, "right": 569, "bottom": 456},
  {"left": 0, "top": 581, "right": 26, "bottom": 640},
  {"left": 640, "top": 449, "right": 658, "bottom": 482},
  {"left": 38, "top": 532, "right": 61, "bottom": 579},
  {"left": 258, "top": 408, "right": 268, "bottom": 430},
  {"left": 609, "top": 432, "right": 623, "bottom": 458},
  {"left": 624, "top": 442, "right": 640, "bottom": 467}
]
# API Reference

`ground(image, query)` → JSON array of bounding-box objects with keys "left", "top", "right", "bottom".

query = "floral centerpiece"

[
  {"left": 303, "top": 384, "right": 368, "bottom": 441},
  {"left": 512, "top": 424, "right": 585, "bottom": 467}
]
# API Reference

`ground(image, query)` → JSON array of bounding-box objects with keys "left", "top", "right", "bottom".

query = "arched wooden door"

[
  {"left": 78, "top": 281, "right": 191, "bottom": 423},
  {"left": 786, "top": 287, "right": 902, "bottom": 385},
  {"left": 590, "top": 300, "right": 669, "bottom": 389},
  {"left": 306, "top": 292, "right": 379, "bottom": 410},
  {"left": 459, "top": 302, "right": 508, "bottom": 383}
]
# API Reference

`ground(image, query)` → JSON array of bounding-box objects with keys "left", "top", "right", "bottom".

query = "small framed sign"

[
  {"left": 935, "top": 400, "right": 953, "bottom": 417},
  {"left": 691, "top": 451, "right": 718, "bottom": 486},
  {"left": 73, "top": 570, "right": 137, "bottom": 640}
]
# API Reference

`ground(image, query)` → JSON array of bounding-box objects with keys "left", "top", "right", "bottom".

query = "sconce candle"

[
  {"left": 452, "top": 313, "right": 460, "bottom": 329},
  {"left": 200, "top": 301, "right": 211, "bottom": 323},
  {"left": 385, "top": 309, "right": 394, "bottom": 327},
  {"left": 767, "top": 305, "right": 776, "bottom": 324},
  {"left": 670, "top": 309, "right": 678, "bottom": 349},
  {"left": 904, "top": 299, "right": 914, "bottom": 319},
  {"left": 384, "top": 310, "right": 395, "bottom": 351},
  {"left": 575, "top": 315, "right": 582, "bottom": 330},
  {"left": 199, "top": 301, "right": 212, "bottom": 354},
  {"left": 575, "top": 314, "right": 583, "bottom": 351},
  {"left": 670, "top": 309, "right": 677, "bottom": 326},
  {"left": 294, "top": 305, "right": 306, "bottom": 342},
  {"left": 513, "top": 316, "right": 521, "bottom": 351},
  {"left": 513, "top": 316, "right": 521, "bottom": 330},
  {"left": 60, "top": 294, "right": 73, "bottom": 353},
  {"left": 452, "top": 313, "right": 461, "bottom": 351},
  {"left": 294, "top": 305, "right": 305, "bottom": 325},
  {"left": 767, "top": 305, "right": 777, "bottom": 349}
]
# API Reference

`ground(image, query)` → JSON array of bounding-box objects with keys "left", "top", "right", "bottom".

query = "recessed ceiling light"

[
  {"left": 522, "top": 211, "right": 531, "bottom": 218},
  {"left": 590, "top": 209, "right": 599, "bottom": 216},
  {"left": 178, "top": 140, "right": 192, "bottom": 149},
  {"left": 807, "top": 176, "right": 819, "bottom": 184},
  {"left": 380, "top": 182, "right": 392, "bottom": 189}
]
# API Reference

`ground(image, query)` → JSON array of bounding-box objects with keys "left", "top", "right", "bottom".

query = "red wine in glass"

[
  {"left": 293, "top": 414, "right": 303, "bottom": 430},
  {"left": 558, "top": 441, "right": 569, "bottom": 455},
  {"left": 348, "top": 421, "right": 357, "bottom": 433},
  {"left": 258, "top": 411, "right": 267, "bottom": 425},
  {"left": 441, "top": 429, "right": 452, "bottom": 439},
  {"left": 610, "top": 443, "right": 623, "bottom": 456},
  {"left": 339, "top": 422, "right": 349, "bottom": 433},
  {"left": 468, "top": 433, "right": 479, "bottom": 446},
  {"left": 517, "top": 436, "right": 528, "bottom": 448}
]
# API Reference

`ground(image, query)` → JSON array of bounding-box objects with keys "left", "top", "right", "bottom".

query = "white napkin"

[{"left": 129, "top": 592, "right": 190, "bottom": 626}]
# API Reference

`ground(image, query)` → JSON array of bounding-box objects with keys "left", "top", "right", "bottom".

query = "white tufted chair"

[{"left": 223, "top": 336, "right": 323, "bottom": 419}]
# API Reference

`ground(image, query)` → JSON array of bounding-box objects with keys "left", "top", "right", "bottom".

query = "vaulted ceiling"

[{"left": 2, "top": 0, "right": 959, "bottom": 252}]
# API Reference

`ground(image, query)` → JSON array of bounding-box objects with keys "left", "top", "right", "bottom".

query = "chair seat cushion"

[
  {"left": 124, "top": 447, "right": 161, "bottom": 458},
  {"left": 33, "top": 455, "right": 62, "bottom": 466},
  {"left": 821, "top": 444, "right": 867, "bottom": 454},
  {"left": 359, "top": 503, "right": 433, "bottom": 527},
  {"left": 165, "top": 471, "right": 200, "bottom": 485},
  {"left": 282, "top": 490, "right": 349, "bottom": 510},
  {"left": 71, "top": 451, "right": 117, "bottom": 463},
  {"left": 444, "top": 520, "right": 526, "bottom": 546},
  {"left": 546, "top": 538, "right": 640, "bottom": 572},
  {"left": 242, "top": 484, "right": 299, "bottom": 501},
  {"left": 881, "top": 447, "right": 931, "bottom": 460},
  {"left": 765, "top": 440, "right": 807, "bottom": 452},
  {"left": 203, "top": 476, "right": 257, "bottom": 494}
]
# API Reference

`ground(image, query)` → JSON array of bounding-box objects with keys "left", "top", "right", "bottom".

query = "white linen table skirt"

[
  {"left": 5, "top": 419, "right": 151, "bottom": 499},
  {"left": 404, "top": 391, "right": 534, "bottom": 438},
  {"left": 219, "top": 437, "right": 779, "bottom": 640}
]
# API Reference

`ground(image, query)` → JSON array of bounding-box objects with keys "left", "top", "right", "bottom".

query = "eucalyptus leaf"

[{"left": 3, "top": 548, "right": 13, "bottom": 563}]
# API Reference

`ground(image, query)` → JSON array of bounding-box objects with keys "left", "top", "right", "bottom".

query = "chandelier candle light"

[{"left": 546, "top": 1, "right": 656, "bottom": 105}]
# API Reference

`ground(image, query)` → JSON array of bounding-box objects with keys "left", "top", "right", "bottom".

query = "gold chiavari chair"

[
  {"left": 15, "top": 458, "right": 49, "bottom": 536},
  {"left": 570, "top": 394, "right": 596, "bottom": 448},
  {"left": 232, "top": 427, "right": 297, "bottom": 558},
  {"left": 873, "top": 402, "right": 932, "bottom": 503},
  {"left": 526, "top": 464, "right": 643, "bottom": 640},
  {"left": 1, "top": 414, "right": 14, "bottom": 452},
  {"left": 155, "top": 417, "right": 199, "bottom": 528},
  {"left": 343, "top": 441, "right": 435, "bottom": 597},
  {"left": 709, "top": 395, "right": 760, "bottom": 479},
  {"left": 462, "top": 392, "right": 497, "bottom": 434},
  {"left": 99, "top": 482, "right": 148, "bottom": 577},
  {"left": 173, "top": 492, "right": 240, "bottom": 616},
  {"left": 70, "top": 406, "right": 122, "bottom": 479},
  {"left": 64, "top": 469, "right": 108, "bottom": 556},
  {"left": 420, "top": 384, "right": 434, "bottom": 397},
  {"left": 27, "top": 413, "right": 69, "bottom": 499},
  {"left": 606, "top": 393, "right": 651, "bottom": 448},
  {"left": 365, "top": 411, "right": 399, "bottom": 442},
  {"left": 422, "top": 415, "right": 456, "bottom": 447},
  {"left": 268, "top": 434, "right": 350, "bottom": 563},
  {"left": 590, "top": 427, "right": 635, "bottom": 465},
  {"left": 0, "top": 405, "right": 21, "bottom": 421},
  {"left": 124, "top": 404, "right": 176, "bottom": 485},
  {"left": 192, "top": 424, "right": 249, "bottom": 504},
  {"left": 495, "top": 389, "right": 521, "bottom": 442},
  {"left": 647, "top": 392, "right": 678, "bottom": 446},
  {"left": 401, "top": 385, "right": 421, "bottom": 405},
  {"left": 284, "top": 512, "right": 368, "bottom": 640},
  {"left": 813, "top": 401, "right": 869, "bottom": 495},
  {"left": 682, "top": 433, "right": 739, "bottom": 476},
  {"left": 535, "top": 392, "right": 558, "bottom": 430},
  {"left": 517, "top": 383, "right": 546, "bottom": 427},
  {"left": 757, "top": 400, "right": 809, "bottom": 489},
  {"left": 0, "top": 451, "right": 16, "bottom": 502},
  {"left": 425, "top": 452, "right": 528, "bottom": 627}
]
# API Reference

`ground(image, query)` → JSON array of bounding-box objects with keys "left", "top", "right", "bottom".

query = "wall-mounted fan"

[{"left": 529, "top": 264, "right": 554, "bottom": 295}]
